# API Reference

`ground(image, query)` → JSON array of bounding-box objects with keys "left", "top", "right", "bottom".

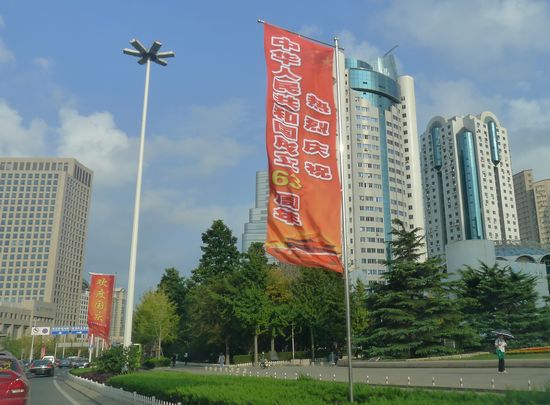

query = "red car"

[{"left": 0, "top": 351, "right": 30, "bottom": 405}]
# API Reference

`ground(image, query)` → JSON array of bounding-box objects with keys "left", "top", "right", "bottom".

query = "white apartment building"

[
  {"left": 421, "top": 112, "right": 519, "bottom": 257},
  {"left": 341, "top": 55, "right": 425, "bottom": 284}
]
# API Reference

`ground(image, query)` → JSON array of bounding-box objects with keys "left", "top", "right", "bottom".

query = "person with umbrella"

[{"left": 493, "top": 330, "right": 513, "bottom": 373}]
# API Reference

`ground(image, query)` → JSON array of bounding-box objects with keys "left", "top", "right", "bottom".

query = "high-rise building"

[
  {"left": 242, "top": 171, "right": 269, "bottom": 253},
  {"left": 341, "top": 55, "right": 425, "bottom": 284},
  {"left": 110, "top": 287, "right": 126, "bottom": 343},
  {"left": 0, "top": 158, "right": 93, "bottom": 327},
  {"left": 513, "top": 169, "right": 550, "bottom": 246},
  {"left": 420, "top": 112, "right": 519, "bottom": 257}
]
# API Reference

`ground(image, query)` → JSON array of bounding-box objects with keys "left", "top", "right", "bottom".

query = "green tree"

[
  {"left": 292, "top": 267, "right": 345, "bottom": 360},
  {"left": 350, "top": 279, "right": 369, "bottom": 356},
  {"left": 366, "top": 219, "right": 470, "bottom": 358},
  {"left": 230, "top": 243, "right": 271, "bottom": 365},
  {"left": 456, "top": 262, "right": 550, "bottom": 348},
  {"left": 191, "top": 219, "right": 241, "bottom": 284},
  {"left": 133, "top": 289, "right": 180, "bottom": 358}
]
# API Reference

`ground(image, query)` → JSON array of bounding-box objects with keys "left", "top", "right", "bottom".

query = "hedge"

[
  {"left": 107, "top": 371, "right": 550, "bottom": 405},
  {"left": 233, "top": 351, "right": 309, "bottom": 364}
]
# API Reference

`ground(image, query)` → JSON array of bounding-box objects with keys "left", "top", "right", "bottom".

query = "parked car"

[
  {"left": 59, "top": 358, "right": 72, "bottom": 368},
  {"left": 0, "top": 351, "right": 30, "bottom": 405},
  {"left": 71, "top": 357, "right": 90, "bottom": 368},
  {"left": 29, "top": 359, "right": 54, "bottom": 377}
]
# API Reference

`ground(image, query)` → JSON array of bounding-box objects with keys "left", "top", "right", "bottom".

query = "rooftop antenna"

[{"left": 383, "top": 44, "right": 399, "bottom": 57}]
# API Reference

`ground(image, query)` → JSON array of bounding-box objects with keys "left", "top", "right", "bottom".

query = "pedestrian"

[
  {"left": 171, "top": 353, "right": 177, "bottom": 368},
  {"left": 218, "top": 353, "right": 225, "bottom": 368},
  {"left": 495, "top": 334, "right": 507, "bottom": 373},
  {"left": 184, "top": 352, "right": 188, "bottom": 366}
]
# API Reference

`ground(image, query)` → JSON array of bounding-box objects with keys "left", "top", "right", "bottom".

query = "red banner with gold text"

[
  {"left": 87, "top": 274, "right": 115, "bottom": 341},
  {"left": 264, "top": 23, "right": 342, "bottom": 272}
]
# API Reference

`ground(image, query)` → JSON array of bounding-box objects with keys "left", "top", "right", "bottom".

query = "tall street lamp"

[{"left": 122, "top": 39, "right": 175, "bottom": 347}]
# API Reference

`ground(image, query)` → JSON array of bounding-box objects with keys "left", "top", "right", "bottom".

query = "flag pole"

[{"left": 334, "top": 36, "right": 354, "bottom": 402}]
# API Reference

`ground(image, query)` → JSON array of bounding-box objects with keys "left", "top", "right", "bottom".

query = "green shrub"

[{"left": 142, "top": 357, "right": 171, "bottom": 369}]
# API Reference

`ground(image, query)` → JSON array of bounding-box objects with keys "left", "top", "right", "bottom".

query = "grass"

[{"left": 107, "top": 371, "right": 550, "bottom": 404}]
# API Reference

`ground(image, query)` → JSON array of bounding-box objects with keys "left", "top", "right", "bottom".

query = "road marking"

[{"left": 53, "top": 379, "right": 81, "bottom": 405}]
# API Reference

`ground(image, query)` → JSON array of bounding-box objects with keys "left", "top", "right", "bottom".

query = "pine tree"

[
  {"left": 365, "top": 219, "right": 471, "bottom": 358},
  {"left": 456, "top": 262, "right": 550, "bottom": 348}
]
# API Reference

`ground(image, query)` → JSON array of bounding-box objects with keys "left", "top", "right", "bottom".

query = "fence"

[{"left": 69, "top": 373, "right": 181, "bottom": 405}]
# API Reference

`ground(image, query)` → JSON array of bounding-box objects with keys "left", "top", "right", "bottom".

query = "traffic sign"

[
  {"left": 51, "top": 326, "right": 89, "bottom": 335},
  {"left": 31, "top": 326, "right": 50, "bottom": 336}
]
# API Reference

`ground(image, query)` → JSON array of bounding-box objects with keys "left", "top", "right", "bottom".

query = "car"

[
  {"left": 41, "top": 356, "right": 56, "bottom": 366},
  {"left": 28, "top": 359, "right": 54, "bottom": 377},
  {"left": 0, "top": 351, "right": 30, "bottom": 405},
  {"left": 59, "top": 358, "right": 72, "bottom": 368},
  {"left": 71, "top": 358, "right": 90, "bottom": 368}
]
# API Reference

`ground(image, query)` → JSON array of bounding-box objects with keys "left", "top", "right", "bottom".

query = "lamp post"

[{"left": 122, "top": 39, "right": 175, "bottom": 347}]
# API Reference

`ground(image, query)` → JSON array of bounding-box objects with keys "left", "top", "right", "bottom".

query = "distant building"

[
  {"left": 0, "top": 300, "right": 56, "bottom": 339},
  {"left": 446, "top": 240, "right": 549, "bottom": 306},
  {"left": 242, "top": 171, "right": 269, "bottom": 252},
  {"left": 110, "top": 287, "right": 126, "bottom": 343},
  {"left": 0, "top": 158, "right": 93, "bottom": 328},
  {"left": 513, "top": 169, "right": 550, "bottom": 247},
  {"left": 421, "top": 112, "right": 519, "bottom": 257}
]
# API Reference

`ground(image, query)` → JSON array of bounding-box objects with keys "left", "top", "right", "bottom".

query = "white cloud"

[
  {"left": 298, "top": 24, "right": 322, "bottom": 38},
  {"left": 56, "top": 108, "right": 137, "bottom": 186},
  {"left": 383, "top": 0, "right": 550, "bottom": 67},
  {"left": 149, "top": 100, "right": 254, "bottom": 176},
  {"left": 0, "top": 100, "right": 46, "bottom": 155},
  {"left": 34, "top": 57, "right": 54, "bottom": 70},
  {"left": 415, "top": 77, "right": 503, "bottom": 129},
  {"left": 336, "top": 30, "right": 381, "bottom": 64},
  {"left": 0, "top": 37, "right": 14, "bottom": 64}
]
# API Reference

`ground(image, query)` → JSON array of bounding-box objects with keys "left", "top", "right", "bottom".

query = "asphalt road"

[
  {"left": 178, "top": 362, "right": 550, "bottom": 392},
  {"left": 29, "top": 367, "right": 114, "bottom": 405}
]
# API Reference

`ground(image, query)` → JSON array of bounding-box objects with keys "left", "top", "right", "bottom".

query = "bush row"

[
  {"left": 106, "top": 371, "right": 550, "bottom": 405},
  {"left": 233, "top": 351, "right": 309, "bottom": 364}
]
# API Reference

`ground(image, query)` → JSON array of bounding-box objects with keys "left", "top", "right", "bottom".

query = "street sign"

[
  {"left": 51, "top": 326, "right": 89, "bottom": 335},
  {"left": 31, "top": 326, "right": 50, "bottom": 336}
]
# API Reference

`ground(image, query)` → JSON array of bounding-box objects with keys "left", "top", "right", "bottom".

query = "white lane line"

[{"left": 53, "top": 379, "right": 81, "bottom": 405}]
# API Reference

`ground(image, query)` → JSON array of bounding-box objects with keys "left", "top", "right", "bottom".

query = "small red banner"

[
  {"left": 87, "top": 274, "right": 115, "bottom": 340},
  {"left": 264, "top": 23, "right": 343, "bottom": 272}
]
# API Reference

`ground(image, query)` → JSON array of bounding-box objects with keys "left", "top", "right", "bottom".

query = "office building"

[
  {"left": 110, "top": 287, "right": 126, "bottom": 343},
  {"left": 341, "top": 55, "right": 425, "bottom": 283},
  {"left": 513, "top": 169, "right": 550, "bottom": 247},
  {"left": 421, "top": 112, "right": 519, "bottom": 257},
  {"left": 0, "top": 158, "right": 93, "bottom": 327},
  {"left": 242, "top": 171, "right": 269, "bottom": 253}
]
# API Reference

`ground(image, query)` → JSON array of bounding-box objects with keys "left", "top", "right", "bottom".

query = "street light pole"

[{"left": 122, "top": 39, "right": 175, "bottom": 348}]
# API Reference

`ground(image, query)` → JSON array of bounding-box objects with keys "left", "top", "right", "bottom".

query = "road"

[
  {"left": 29, "top": 367, "right": 115, "bottom": 405},
  {"left": 178, "top": 362, "right": 550, "bottom": 392}
]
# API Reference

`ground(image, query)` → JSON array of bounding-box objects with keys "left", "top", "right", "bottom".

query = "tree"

[
  {"left": 350, "top": 279, "right": 369, "bottom": 356},
  {"left": 191, "top": 219, "right": 241, "bottom": 284},
  {"left": 366, "top": 219, "right": 470, "bottom": 358},
  {"left": 230, "top": 243, "right": 271, "bottom": 365},
  {"left": 456, "top": 262, "right": 550, "bottom": 348},
  {"left": 133, "top": 290, "right": 180, "bottom": 358},
  {"left": 292, "top": 267, "right": 345, "bottom": 360}
]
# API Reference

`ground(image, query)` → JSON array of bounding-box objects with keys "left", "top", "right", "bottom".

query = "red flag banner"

[
  {"left": 87, "top": 274, "right": 115, "bottom": 340},
  {"left": 264, "top": 23, "right": 343, "bottom": 272}
]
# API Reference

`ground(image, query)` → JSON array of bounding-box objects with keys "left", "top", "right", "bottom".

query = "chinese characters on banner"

[
  {"left": 87, "top": 274, "right": 115, "bottom": 341},
  {"left": 263, "top": 23, "right": 343, "bottom": 273}
]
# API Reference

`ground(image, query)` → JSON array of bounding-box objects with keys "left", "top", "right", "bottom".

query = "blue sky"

[{"left": 1, "top": 0, "right": 549, "bottom": 302}]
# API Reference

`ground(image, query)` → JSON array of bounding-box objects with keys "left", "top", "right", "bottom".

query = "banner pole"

[{"left": 334, "top": 36, "right": 354, "bottom": 402}]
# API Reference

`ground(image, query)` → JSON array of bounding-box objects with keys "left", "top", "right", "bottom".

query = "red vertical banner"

[
  {"left": 87, "top": 274, "right": 115, "bottom": 341},
  {"left": 264, "top": 23, "right": 343, "bottom": 273}
]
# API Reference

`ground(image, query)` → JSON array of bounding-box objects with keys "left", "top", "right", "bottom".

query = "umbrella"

[{"left": 492, "top": 330, "right": 515, "bottom": 339}]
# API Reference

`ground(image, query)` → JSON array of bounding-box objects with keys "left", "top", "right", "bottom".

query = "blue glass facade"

[
  {"left": 430, "top": 125, "right": 443, "bottom": 170},
  {"left": 486, "top": 120, "right": 501, "bottom": 165},
  {"left": 457, "top": 130, "right": 484, "bottom": 239},
  {"left": 346, "top": 58, "right": 400, "bottom": 243}
]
